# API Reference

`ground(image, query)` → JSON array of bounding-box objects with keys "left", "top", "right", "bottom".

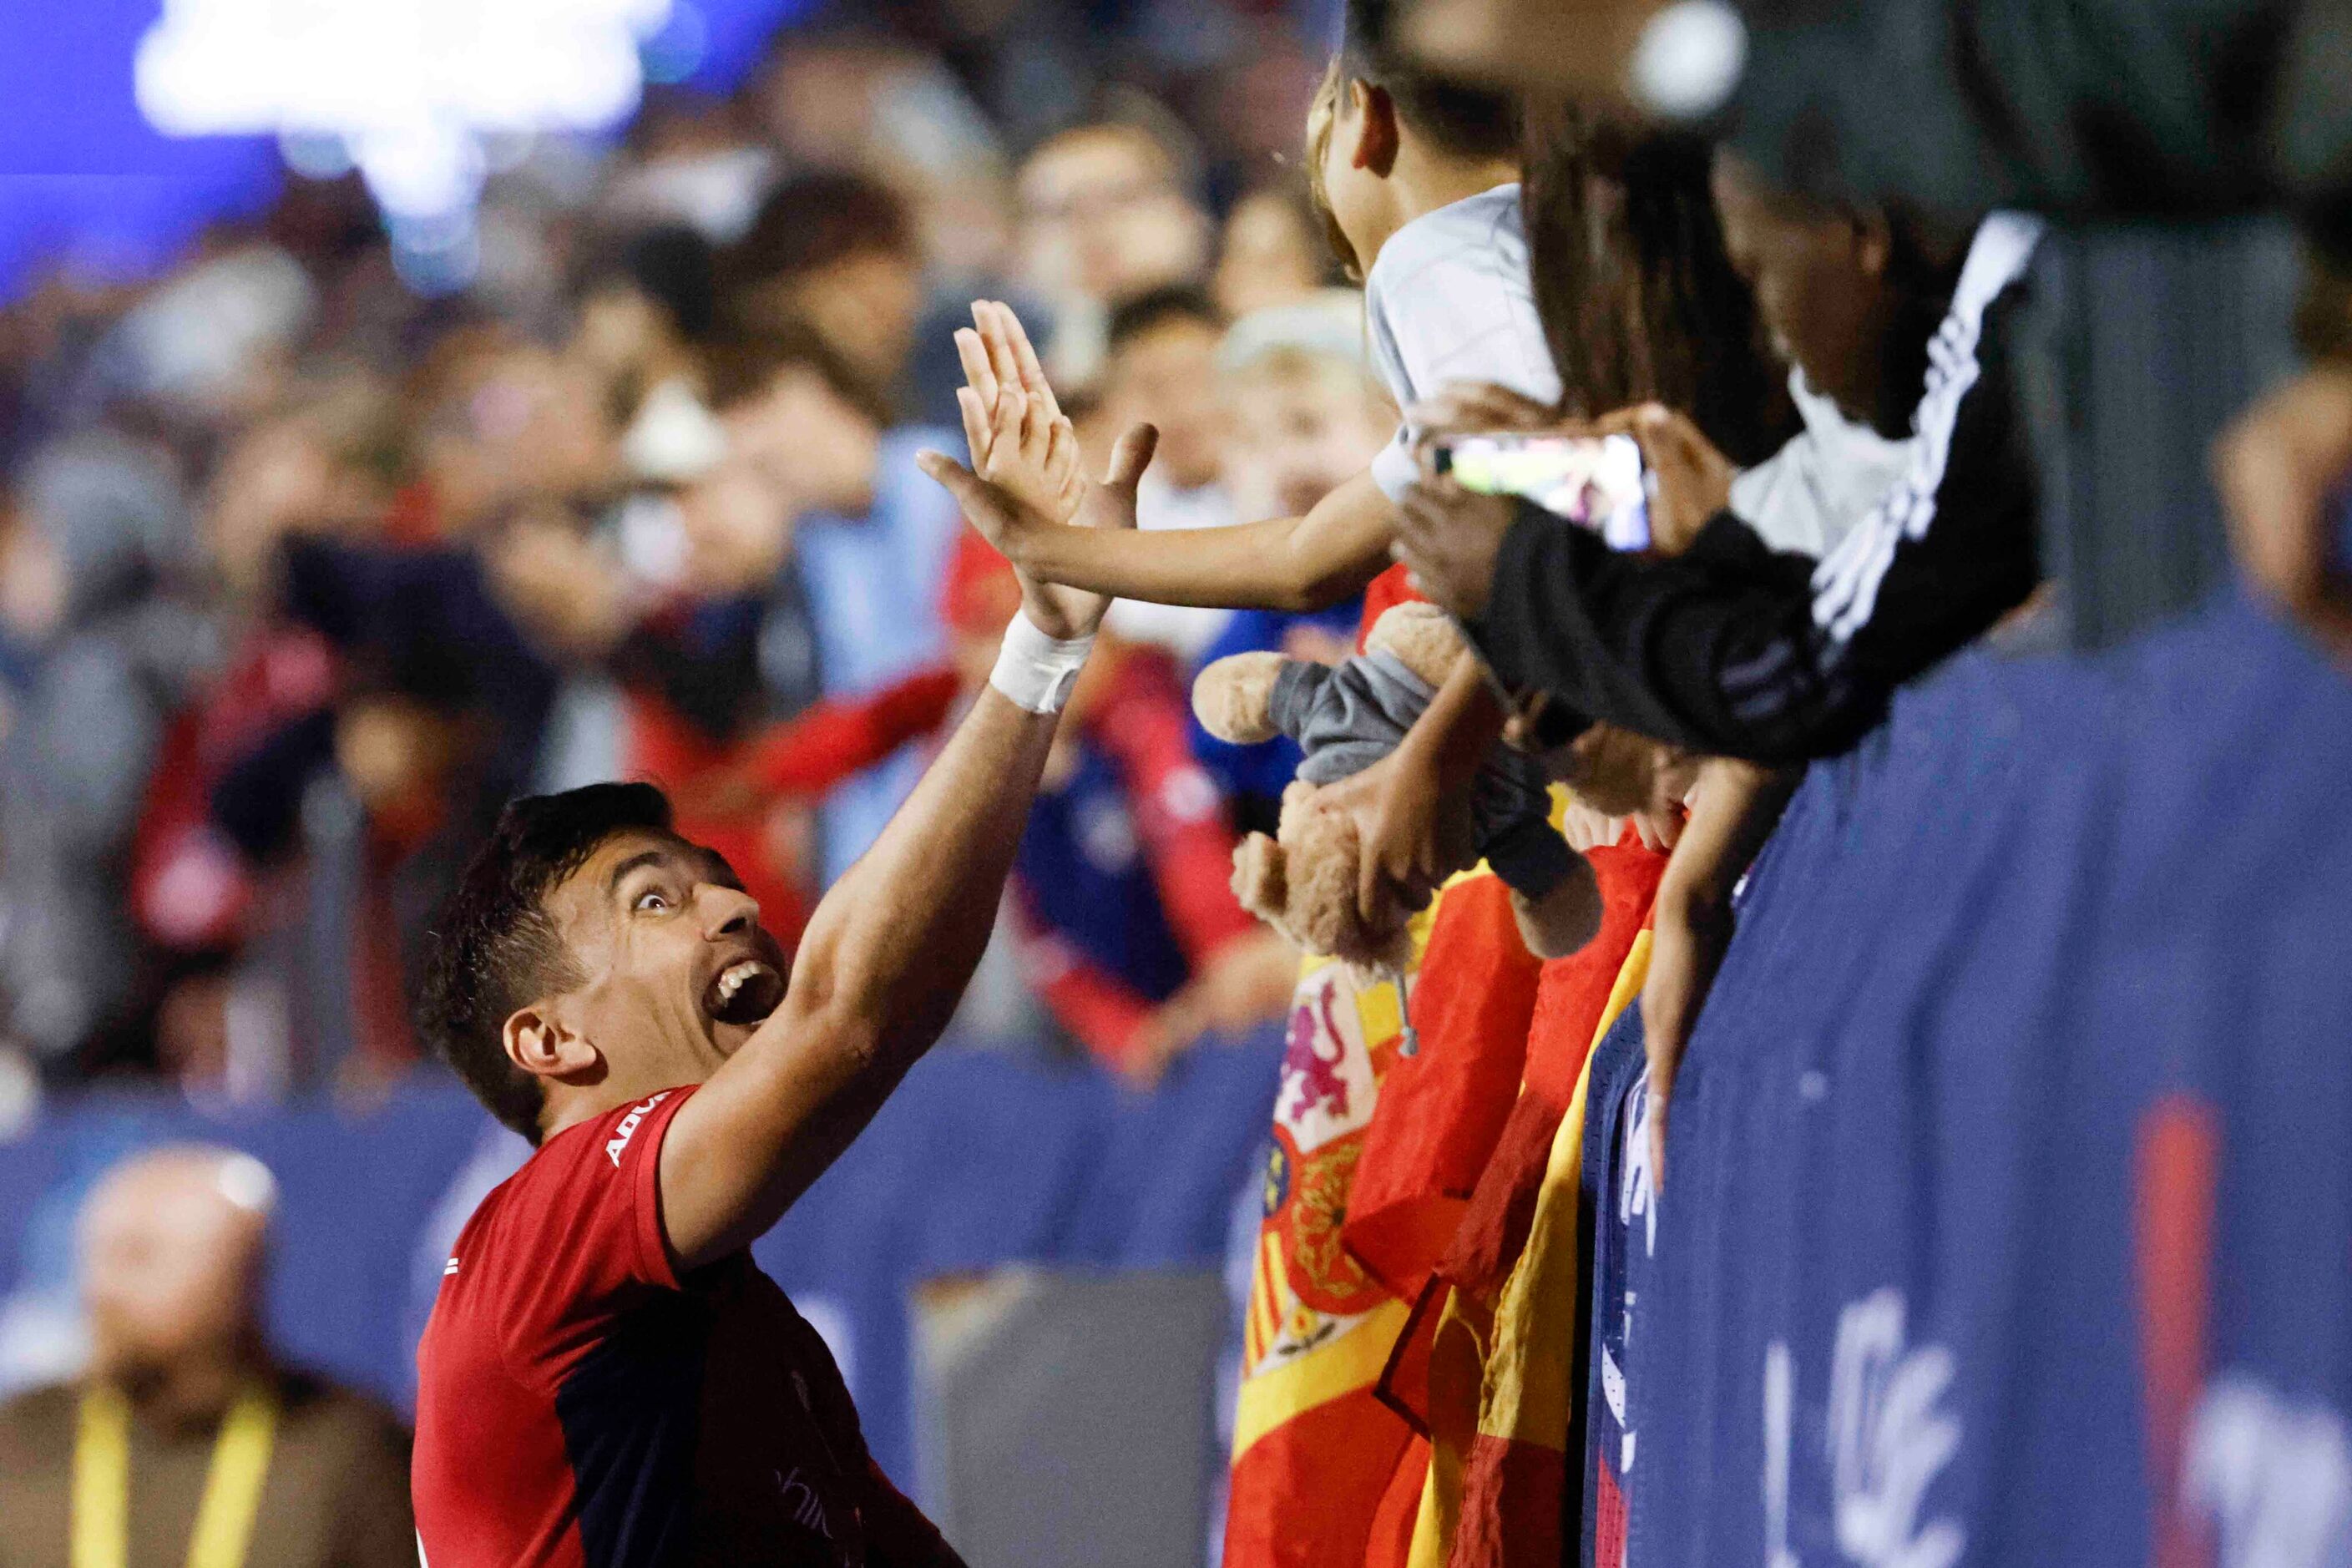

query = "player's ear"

[
  {"left": 1353, "top": 83, "right": 1400, "bottom": 177},
  {"left": 503, "top": 1006, "right": 598, "bottom": 1084}
]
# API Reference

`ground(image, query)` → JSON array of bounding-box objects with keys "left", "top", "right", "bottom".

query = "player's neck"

[{"left": 539, "top": 1070, "right": 706, "bottom": 1144}]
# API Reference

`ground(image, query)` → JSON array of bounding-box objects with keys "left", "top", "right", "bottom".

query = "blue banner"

[
  {"left": 0, "top": 1032, "right": 1283, "bottom": 1492},
  {"left": 1626, "top": 588, "right": 2352, "bottom": 1568}
]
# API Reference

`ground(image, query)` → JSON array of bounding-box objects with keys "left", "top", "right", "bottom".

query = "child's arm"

[
  {"left": 985, "top": 463, "right": 1397, "bottom": 614},
  {"left": 950, "top": 300, "right": 1395, "bottom": 612},
  {"left": 1640, "top": 756, "right": 1799, "bottom": 1182}
]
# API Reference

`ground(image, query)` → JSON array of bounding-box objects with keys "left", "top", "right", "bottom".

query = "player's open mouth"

[{"left": 704, "top": 959, "right": 784, "bottom": 1028}]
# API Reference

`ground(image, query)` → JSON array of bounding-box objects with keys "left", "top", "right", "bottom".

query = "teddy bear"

[{"left": 1192, "top": 601, "right": 1601, "bottom": 972}]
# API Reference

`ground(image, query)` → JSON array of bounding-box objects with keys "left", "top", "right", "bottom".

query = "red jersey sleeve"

[
  {"left": 746, "top": 665, "right": 960, "bottom": 797},
  {"left": 468, "top": 1088, "right": 695, "bottom": 1383}
]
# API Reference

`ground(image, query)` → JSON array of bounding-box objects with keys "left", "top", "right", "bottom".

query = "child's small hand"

[
  {"left": 919, "top": 420, "right": 1158, "bottom": 642},
  {"left": 954, "top": 301, "right": 1085, "bottom": 525}
]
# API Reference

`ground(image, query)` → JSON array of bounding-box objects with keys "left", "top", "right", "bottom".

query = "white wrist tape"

[{"left": 989, "top": 611, "right": 1095, "bottom": 714}]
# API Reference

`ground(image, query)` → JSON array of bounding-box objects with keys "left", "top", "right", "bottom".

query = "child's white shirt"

[
  {"left": 1727, "top": 368, "right": 1918, "bottom": 560},
  {"left": 1363, "top": 182, "right": 1562, "bottom": 501}
]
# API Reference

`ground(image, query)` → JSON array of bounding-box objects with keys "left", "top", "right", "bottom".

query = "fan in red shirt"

[{"left": 408, "top": 336, "right": 1158, "bottom": 1564}]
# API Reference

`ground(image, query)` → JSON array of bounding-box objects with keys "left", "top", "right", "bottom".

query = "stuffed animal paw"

[{"left": 1196, "top": 604, "right": 1601, "bottom": 967}]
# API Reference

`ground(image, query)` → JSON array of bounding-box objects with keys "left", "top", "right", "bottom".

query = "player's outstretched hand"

[{"left": 920, "top": 419, "right": 1159, "bottom": 642}]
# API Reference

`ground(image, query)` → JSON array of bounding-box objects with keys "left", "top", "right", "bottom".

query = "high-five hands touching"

[{"left": 917, "top": 301, "right": 1159, "bottom": 641}]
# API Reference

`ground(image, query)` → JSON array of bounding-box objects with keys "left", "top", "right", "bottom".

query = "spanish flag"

[
  {"left": 1225, "top": 565, "right": 1596, "bottom": 1568},
  {"left": 1394, "top": 832, "right": 1666, "bottom": 1568},
  {"left": 1225, "top": 944, "right": 1428, "bottom": 1568}
]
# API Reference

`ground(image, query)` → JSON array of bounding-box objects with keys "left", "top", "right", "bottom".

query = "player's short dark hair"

[
  {"left": 1105, "top": 284, "right": 1223, "bottom": 358},
  {"left": 1338, "top": 0, "right": 1521, "bottom": 162},
  {"left": 417, "top": 783, "right": 675, "bottom": 1143}
]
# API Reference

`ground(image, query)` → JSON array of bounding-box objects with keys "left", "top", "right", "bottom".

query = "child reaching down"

[{"left": 951, "top": 2, "right": 1545, "bottom": 616}]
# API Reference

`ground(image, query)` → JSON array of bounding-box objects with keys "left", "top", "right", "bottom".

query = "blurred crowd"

[{"left": 0, "top": 1, "right": 1366, "bottom": 1109}]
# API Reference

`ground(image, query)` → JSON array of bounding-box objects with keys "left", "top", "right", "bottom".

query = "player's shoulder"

[{"left": 500, "top": 1090, "right": 690, "bottom": 1200}]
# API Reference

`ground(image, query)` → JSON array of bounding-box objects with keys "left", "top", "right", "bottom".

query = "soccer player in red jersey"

[{"left": 408, "top": 379, "right": 1156, "bottom": 1564}]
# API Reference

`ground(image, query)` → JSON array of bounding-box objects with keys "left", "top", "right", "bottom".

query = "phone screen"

[{"left": 1434, "top": 432, "right": 1651, "bottom": 551}]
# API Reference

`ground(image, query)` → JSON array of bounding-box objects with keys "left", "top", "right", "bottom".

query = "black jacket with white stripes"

[{"left": 1468, "top": 215, "right": 2044, "bottom": 768}]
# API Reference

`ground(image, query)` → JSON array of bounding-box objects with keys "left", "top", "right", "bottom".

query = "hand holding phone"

[{"left": 1430, "top": 432, "right": 1654, "bottom": 551}]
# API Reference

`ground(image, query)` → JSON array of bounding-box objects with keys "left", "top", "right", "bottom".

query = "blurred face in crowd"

[
  {"left": 0, "top": 498, "right": 67, "bottom": 645},
  {"left": 1018, "top": 127, "right": 1210, "bottom": 306},
  {"left": 1711, "top": 154, "right": 1894, "bottom": 428},
  {"left": 572, "top": 284, "right": 691, "bottom": 400},
  {"left": 335, "top": 694, "right": 467, "bottom": 827},
  {"left": 677, "top": 457, "right": 795, "bottom": 596},
  {"left": 721, "top": 362, "right": 883, "bottom": 518},
  {"left": 1221, "top": 351, "right": 1397, "bottom": 518},
  {"left": 483, "top": 503, "right": 633, "bottom": 660},
  {"left": 1214, "top": 189, "right": 1328, "bottom": 319},
  {"left": 516, "top": 832, "right": 789, "bottom": 1098},
  {"left": 203, "top": 412, "right": 390, "bottom": 599},
  {"left": 734, "top": 246, "right": 926, "bottom": 405},
  {"left": 424, "top": 344, "right": 620, "bottom": 533},
  {"left": 81, "top": 1149, "right": 272, "bottom": 1392},
  {"left": 1104, "top": 313, "right": 1227, "bottom": 493}
]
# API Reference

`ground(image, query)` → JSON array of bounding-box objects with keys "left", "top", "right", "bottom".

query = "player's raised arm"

[{"left": 653, "top": 396, "right": 1156, "bottom": 1273}]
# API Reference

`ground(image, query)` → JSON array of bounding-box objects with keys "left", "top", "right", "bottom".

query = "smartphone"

[{"left": 1432, "top": 432, "right": 1651, "bottom": 552}]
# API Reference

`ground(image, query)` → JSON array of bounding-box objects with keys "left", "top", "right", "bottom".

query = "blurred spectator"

[
  {"left": 943, "top": 536, "right": 1294, "bottom": 1080},
  {"left": 127, "top": 382, "right": 398, "bottom": 1096},
  {"left": 695, "top": 327, "right": 962, "bottom": 886},
  {"left": 0, "top": 427, "right": 210, "bottom": 1075},
  {"left": 717, "top": 171, "right": 929, "bottom": 417},
  {"left": 1017, "top": 119, "right": 1215, "bottom": 384},
  {"left": 399, "top": 328, "right": 622, "bottom": 542},
  {"left": 0, "top": 1146, "right": 413, "bottom": 1567},
  {"left": 1097, "top": 285, "right": 1239, "bottom": 658},
  {"left": 610, "top": 336, "right": 823, "bottom": 938},
  {"left": 1212, "top": 181, "right": 1341, "bottom": 320},
  {"left": 1188, "top": 291, "right": 1393, "bottom": 831}
]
